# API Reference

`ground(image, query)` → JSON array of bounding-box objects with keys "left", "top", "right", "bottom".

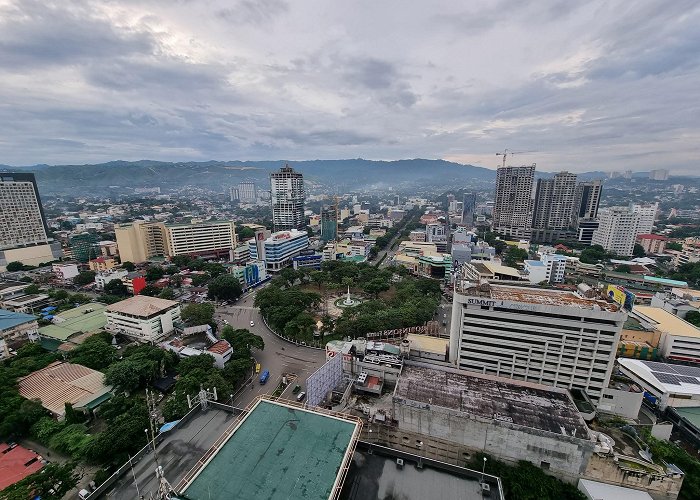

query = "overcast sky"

[{"left": 1, "top": 1, "right": 699, "bottom": 174}]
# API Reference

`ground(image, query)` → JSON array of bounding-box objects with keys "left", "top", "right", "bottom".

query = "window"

[{"left": 541, "top": 461, "right": 550, "bottom": 470}]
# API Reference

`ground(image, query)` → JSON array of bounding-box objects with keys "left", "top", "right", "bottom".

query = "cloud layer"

[{"left": 0, "top": 0, "right": 698, "bottom": 174}]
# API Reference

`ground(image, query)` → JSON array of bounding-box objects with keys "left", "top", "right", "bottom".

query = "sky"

[{"left": 0, "top": 0, "right": 699, "bottom": 174}]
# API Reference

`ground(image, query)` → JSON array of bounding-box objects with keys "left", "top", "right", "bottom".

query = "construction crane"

[{"left": 495, "top": 149, "right": 533, "bottom": 168}]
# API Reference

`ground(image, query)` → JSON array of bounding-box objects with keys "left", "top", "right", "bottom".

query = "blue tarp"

[
  {"left": 41, "top": 306, "right": 57, "bottom": 312},
  {"left": 159, "top": 420, "right": 180, "bottom": 433},
  {"left": 42, "top": 315, "right": 54, "bottom": 320}
]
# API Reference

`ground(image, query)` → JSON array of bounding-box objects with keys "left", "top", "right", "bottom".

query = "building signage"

[
  {"left": 243, "top": 264, "right": 259, "bottom": 286},
  {"left": 466, "top": 298, "right": 496, "bottom": 307},
  {"left": 607, "top": 284, "right": 634, "bottom": 311}
]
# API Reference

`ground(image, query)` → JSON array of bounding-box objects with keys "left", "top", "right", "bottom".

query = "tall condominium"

[
  {"left": 576, "top": 180, "right": 603, "bottom": 220},
  {"left": 492, "top": 164, "right": 535, "bottom": 238},
  {"left": 449, "top": 280, "right": 626, "bottom": 403},
  {"left": 0, "top": 172, "right": 49, "bottom": 250},
  {"left": 270, "top": 164, "right": 305, "bottom": 230},
  {"left": 591, "top": 207, "right": 640, "bottom": 257},
  {"left": 320, "top": 206, "right": 337, "bottom": 242},
  {"left": 115, "top": 220, "right": 236, "bottom": 263},
  {"left": 0, "top": 173, "right": 62, "bottom": 271},
  {"left": 531, "top": 171, "right": 577, "bottom": 241},
  {"left": 232, "top": 181, "right": 257, "bottom": 203},
  {"left": 461, "top": 193, "right": 476, "bottom": 229},
  {"left": 631, "top": 202, "right": 658, "bottom": 235}
]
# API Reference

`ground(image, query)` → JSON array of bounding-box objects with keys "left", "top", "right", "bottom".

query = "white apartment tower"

[
  {"left": 591, "top": 207, "right": 640, "bottom": 257},
  {"left": 450, "top": 281, "right": 626, "bottom": 403},
  {"left": 492, "top": 164, "right": 535, "bottom": 238},
  {"left": 270, "top": 164, "right": 305, "bottom": 230},
  {"left": 0, "top": 173, "right": 49, "bottom": 250},
  {"left": 631, "top": 202, "right": 659, "bottom": 235}
]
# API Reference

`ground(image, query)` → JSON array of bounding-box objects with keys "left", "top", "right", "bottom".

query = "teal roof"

[
  {"left": 675, "top": 407, "right": 700, "bottom": 429},
  {"left": 81, "top": 392, "right": 113, "bottom": 410},
  {"left": 643, "top": 275, "right": 688, "bottom": 287},
  {"left": 182, "top": 400, "right": 358, "bottom": 500},
  {"left": 0, "top": 309, "right": 36, "bottom": 331}
]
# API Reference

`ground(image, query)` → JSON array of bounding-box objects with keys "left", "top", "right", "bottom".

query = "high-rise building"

[
  {"left": 0, "top": 172, "right": 49, "bottom": 249},
  {"left": 591, "top": 207, "right": 640, "bottom": 257},
  {"left": 492, "top": 164, "right": 535, "bottom": 238},
  {"left": 320, "top": 206, "right": 337, "bottom": 242},
  {"left": 237, "top": 182, "right": 257, "bottom": 203},
  {"left": 531, "top": 171, "right": 577, "bottom": 241},
  {"left": 70, "top": 232, "right": 99, "bottom": 263},
  {"left": 575, "top": 180, "right": 603, "bottom": 221},
  {"left": 449, "top": 280, "right": 626, "bottom": 403},
  {"left": 461, "top": 193, "right": 476, "bottom": 229},
  {"left": 115, "top": 220, "right": 236, "bottom": 263},
  {"left": 631, "top": 202, "right": 658, "bottom": 235},
  {"left": 0, "top": 172, "right": 62, "bottom": 271},
  {"left": 270, "top": 164, "right": 305, "bottom": 230},
  {"left": 648, "top": 169, "right": 669, "bottom": 181}
]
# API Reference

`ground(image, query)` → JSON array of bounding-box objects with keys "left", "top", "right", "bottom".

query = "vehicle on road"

[
  {"left": 296, "top": 391, "right": 306, "bottom": 402},
  {"left": 255, "top": 363, "right": 261, "bottom": 374},
  {"left": 259, "top": 369, "right": 270, "bottom": 384},
  {"left": 250, "top": 320, "right": 255, "bottom": 327}
]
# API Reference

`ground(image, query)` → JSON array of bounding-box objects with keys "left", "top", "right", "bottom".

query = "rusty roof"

[
  {"left": 106, "top": 295, "right": 179, "bottom": 317},
  {"left": 471, "top": 284, "right": 619, "bottom": 312},
  {"left": 394, "top": 365, "right": 589, "bottom": 438}
]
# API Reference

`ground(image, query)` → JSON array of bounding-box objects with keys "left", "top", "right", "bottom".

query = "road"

[{"left": 215, "top": 287, "right": 327, "bottom": 408}]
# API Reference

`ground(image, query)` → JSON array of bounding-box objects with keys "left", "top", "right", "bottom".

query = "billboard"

[
  {"left": 607, "top": 284, "right": 635, "bottom": 311},
  {"left": 306, "top": 354, "right": 342, "bottom": 408},
  {"left": 243, "top": 263, "right": 260, "bottom": 287}
]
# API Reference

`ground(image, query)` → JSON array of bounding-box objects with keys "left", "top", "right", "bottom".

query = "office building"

[
  {"left": 577, "top": 220, "right": 600, "bottom": 246},
  {"left": 270, "top": 164, "right": 305, "bottom": 230},
  {"left": 492, "top": 164, "right": 535, "bottom": 238},
  {"left": 631, "top": 202, "right": 658, "bottom": 235},
  {"left": 461, "top": 193, "right": 476, "bottom": 229},
  {"left": 320, "top": 206, "right": 337, "bottom": 242},
  {"left": 105, "top": 295, "right": 181, "bottom": 343},
  {"left": 248, "top": 229, "right": 309, "bottom": 271},
  {"left": 450, "top": 280, "right": 626, "bottom": 403},
  {"left": 0, "top": 173, "right": 62, "bottom": 271},
  {"left": 532, "top": 172, "right": 578, "bottom": 242},
  {"left": 591, "top": 207, "right": 640, "bottom": 257},
  {"left": 575, "top": 180, "right": 603, "bottom": 221},
  {"left": 115, "top": 220, "right": 236, "bottom": 263}
]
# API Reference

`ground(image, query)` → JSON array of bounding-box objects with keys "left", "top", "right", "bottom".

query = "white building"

[
  {"left": 631, "top": 202, "right": 659, "bottom": 235},
  {"left": 450, "top": 281, "right": 626, "bottom": 403},
  {"left": 270, "top": 164, "right": 304, "bottom": 230},
  {"left": 105, "top": 295, "right": 181, "bottom": 343},
  {"left": 631, "top": 305, "right": 700, "bottom": 363},
  {"left": 618, "top": 358, "right": 700, "bottom": 410},
  {"left": 524, "top": 253, "right": 567, "bottom": 284},
  {"left": 648, "top": 169, "right": 669, "bottom": 181},
  {"left": 52, "top": 263, "right": 79, "bottom": 282},
  {"left": 493, "top": 164, "right": 535, "bottom": 238},
  {"left": 94, "top": 269, "right": 129, "bottom": 290},
  {"left": 591, "top": 207, "right": 640, "bottom": 257},
  {"left": 248, "top": 229, "right": 309, "bottom": 272},
  {"left": 164, "top": 220, "right": 236, "bottom": 258}
]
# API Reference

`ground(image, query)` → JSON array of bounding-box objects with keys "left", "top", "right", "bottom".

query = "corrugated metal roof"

[{"left": 0, "top": 309, "right": 36, "bottom": 331}]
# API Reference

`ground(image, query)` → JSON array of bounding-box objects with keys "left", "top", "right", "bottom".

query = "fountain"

[
  {"left": 343, "top": 285, "right": 356, "bottom": 306},
  {"left": 334, "top": 285, "right": 362, "bottom": 309}
]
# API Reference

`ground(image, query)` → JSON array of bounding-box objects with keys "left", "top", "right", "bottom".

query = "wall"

[
  {"left": 598, "top": 387, "right": 643, "bottom": 419},
  {"left": 0, "top": 243, "right": 59, "bottom": 271},
  {"left": 391, "top": 401, "right": 594, "bottom": 482},
  {"left": 583, "top": 454, "right": 681, "bottom": 500}
]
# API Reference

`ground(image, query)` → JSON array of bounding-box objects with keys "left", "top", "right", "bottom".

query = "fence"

[{"left": 262, "top": 316, "right": 326, "bottom": 349}]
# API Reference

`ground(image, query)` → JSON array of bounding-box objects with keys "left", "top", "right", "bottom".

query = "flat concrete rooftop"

[
  {"left": 394, "top": 365, "right": 589, "bottom": 438},
  {"left": 180, "top": 399, "right": 360, "bottom": 500}
]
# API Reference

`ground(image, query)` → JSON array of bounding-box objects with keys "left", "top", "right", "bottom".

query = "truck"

[{"left": 259, "top": 369, "right": 270, "bottom": 385}]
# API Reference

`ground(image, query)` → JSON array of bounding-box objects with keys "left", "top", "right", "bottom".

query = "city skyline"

[{"left": 0, "top": 1, "right": 698, "bottom": 173}]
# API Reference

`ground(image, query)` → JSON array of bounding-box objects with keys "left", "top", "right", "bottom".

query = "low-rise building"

[
  {"left": 105, "top": 295, "right": 181, "bottom": 343},
  {"left": 0, "top": 280, "right": 30, "bottom": 304},
  {"left": 94, "top": 268, "right": 129, "bottom": 290},
  {"left": 1, "top": 293, "right": 50, "bottom": 313},
  {"left": 631, "top": 306, "right": 700, "bottom": 363},
  {"left": 123, "top": 271, "right": 146, "bottom": 295},
  {"left": 637, "top": 234, "right": 668, "bottom": 254},
  {"left": 248, "top": 229, "right": 309, "bottom": 272},
  {"left": 88, "top": 256, "right": 117, "bottom": 272},
  {"left": 292, "top": 253, "right": 322, "bottom": 270},
  {"left": 52, "top": 263, "right": 79, "bottom": 282},
  {"left": 229, "top": 261, "right": 269, "bottom": 291},
  {"left": 161, "top": 327, "right": 232, "bottom": 369},
  {"left": 618, "top": 358, "right": 700, "bottom": 410},
  {"left": 0, "top": 309, "right": 38, "bottom": 359}
]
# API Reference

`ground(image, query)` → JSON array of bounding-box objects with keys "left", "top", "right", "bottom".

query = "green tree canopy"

[
  {"left": 73, "top": 270, "right": 96, "bottom": 285},
  {"left": 207, "top": 274, "right": 243, "bottom": 301},
  {"left": 0, "top": 462, "right": 79, "bottom": 500},
  {"left": 121, "top": 261, "right": 136, "bottom": 271},
  {"left": 68, "top": 334, "right": 116, "bottom": 370},
  {"left": 6, "top": 261, "right": 24, "bottom": 272},
  {"left": 104, "top": 279, "right": 129, "bottom": 296},
  {"left": 139, "top": 284, "right": 161, "bottom": 296},
  {"left": 181, "top": 302, "right": 215, "bottom": 326}
]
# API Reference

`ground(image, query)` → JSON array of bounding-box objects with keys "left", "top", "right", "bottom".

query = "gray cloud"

[{"left": 0, "top": 0, "right": 697, "bottom": 174}]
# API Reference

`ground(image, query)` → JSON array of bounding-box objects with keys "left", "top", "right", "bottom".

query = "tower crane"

[{"left": 495, "top": 149, "right": 534, "bottom": 168}]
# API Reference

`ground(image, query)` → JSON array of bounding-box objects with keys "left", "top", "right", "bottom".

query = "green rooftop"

[
  {"left": 181, "top": 400, "right": 358, "bottom": 500},
  {"left": 675, "top": 407, "right": 700, "bottom": 429},
  {"left": 39, "top": 303, "right": 107, "bottom": 341}
]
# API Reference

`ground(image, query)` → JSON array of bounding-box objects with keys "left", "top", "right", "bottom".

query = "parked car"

[
  {"left": 296, "top": 391, "right": 306, "bottom": 402},
  {"left": 250, "top": 320, "right": 255, "bottom": 327}
]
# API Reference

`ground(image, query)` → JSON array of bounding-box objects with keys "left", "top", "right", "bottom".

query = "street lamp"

[
  {"left": 481, "top": 456, "right": 487, "bottom": 484},
  {"left": 368, "top": 428, "right": 373, "bottom": 455},
  {"left": 417, "top": 441, "right": 423, "bottom": 468}
]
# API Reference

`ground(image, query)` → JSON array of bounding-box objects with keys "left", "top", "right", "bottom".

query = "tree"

[
  {"left": 236, "top": 226, "right": 256, "bottom": 240},
  {"left": 363, "top": 277, "right": 390, "bottom": 298},
  {"left": 73, "top": 270, "right": 96, "bottom": 286},
  {"left": 69, "top": 293, "right": 91, "bottom": 304},
  {"left": 169, "top": 274, "right": 184, "bottom": 288},
  {"left": 145, "top": 266, "right": 165, "bottom": 282},
  {"left": 310, "top": 270, "right": 326, "bottom": 290},
  {"left": 280, "top": 267, "right": 299, "bottom": 288},
  {"left": 503, "top": 247, "right": 529, "bottom": 267},
  {"left": 579, "top": 244, "right": 608, "bottom": 264},
  {"left": 181, "top": 302, "right": 215, "bottom": 326},
  {"left": 24, "top": 283, "right": 41, "bottom": 294},
  {"left": 52, "top": 289, "right": 69, "bottom": 301},
  {"left": 633, "top": 243, "right": 646, "bottom": 257},
  {"left": 614, "top": 264, "right": 632, "bottom": 273},
  {"left": 104, "top": 279, "right": 129, "bottom": 296},
  {"left": 105, "top": 361, "right": 143, "bottom": 393},
  {"left": 139, "top": 284, "right": 161, "bottom": 296},
  {"left": 686, "top": 311, "right": 700, "bottom": 328},
  {"left": 159, "top": 287, "right": 175, "bottom": 300},
  {"left": 0, "top": 462, "right": 79, "bottom": 500},
  {"left": 121, "top": 261, "right": 136, "bottom": 272},
  {"left": 667, "top": 241, "right": 683, "bottom": 251},
  {"left": 68, "top": 335, "right": 116, "bottom": 370},
  {"left": 191, "top": 273, "right": 211, "bottom": 286},
  {"left": 207, "top": 274, "right": 243, "bottom": 301},
  {"left": 221, "top": 326, "right": 264, "bottom": 358},
  {"left": 205, "top": 263, "right": 227, "bottom": 278},
  {"left": 6, "top": 261, "right": 24, "bottom": 272}
]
